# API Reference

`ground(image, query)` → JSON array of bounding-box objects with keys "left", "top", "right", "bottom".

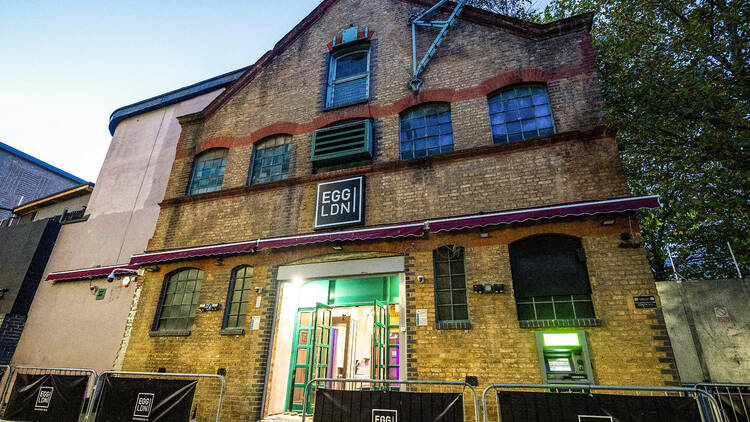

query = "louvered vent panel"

[{"left": 311, "top": 120, "right": 372, "bottom": 167}]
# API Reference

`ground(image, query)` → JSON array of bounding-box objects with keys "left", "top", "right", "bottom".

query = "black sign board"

[
  {"left": 313, "top": 389, "right": 463, "bottom": 422},
  {"left": 373, "top": 409, "right": 398, "bottom": 422},
  {"left": 93, "top": 376, "right": 197, "bottom": 422},
  {"left": 3, "top": 373, "right": 89, "bottom": 422},
  {"left": 314, "top": 176, "right": 364, "bottom": 229},
  {"left": 634, "top": 295, "right": 657, "bottom": 309},
  {"left": 497, "top": 391, "right": 702, "bottom": 422}
]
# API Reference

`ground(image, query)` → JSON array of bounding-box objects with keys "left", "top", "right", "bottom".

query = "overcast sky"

[{"left": 0, "top": 0, "right": 550, "bottom": 182}]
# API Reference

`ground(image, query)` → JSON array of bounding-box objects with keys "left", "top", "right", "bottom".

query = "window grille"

[
  {"left": 400, "top": 103, "right": 454, "bottom": 159},
  {"left": 488, "top": 85, "right": 555, "bottom": 144}
]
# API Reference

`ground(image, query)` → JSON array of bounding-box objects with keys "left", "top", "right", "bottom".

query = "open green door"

[
  {"left": 371, "top": 300, "right": 389, "bottom": 389},
  {"left": 286, "top": 302, "right": 332, "bottom": 414}
]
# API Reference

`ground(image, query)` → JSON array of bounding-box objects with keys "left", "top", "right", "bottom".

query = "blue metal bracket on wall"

[{"left": 409, "top": 0, "right": 468, "bottom": 91}]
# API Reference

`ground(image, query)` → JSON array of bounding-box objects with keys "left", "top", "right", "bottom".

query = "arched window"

[
  {"left": 326, "top": 49, "right": 370, "bottom": 108},
  {"left": 509, "top": 235, "right": 594, "bottom": 322},
  {"left": 249, "top": 135, "right": 291, "bottom": 184},
  {"left": 187, "top": 148, "right": 227, "bottom": 195},
  {"left": 433, "top": 245, "right": 468, "bottom": 323},
  {"left": 223, "top": 265, "right": 254, "bottom": 330},
  {"left": 488, "top": 85, "right": 555, "bottom": 144},
  {"left": 400, "top": 103, "right": 454, "bottom": 159},
  {"left": 152, "top": 268, "right": 204, "bottom": 333}
]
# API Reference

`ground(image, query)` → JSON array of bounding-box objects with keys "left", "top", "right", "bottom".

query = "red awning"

[
  {"left": 257, "top": 223, "right": 426, "bottom": 250},
  {"left": 130, "top": 240, "right": 258, "bottom": 266},
  {"left": 427, "top": 195, "right": 660, "bottom": 233},
  {"left": 46, "top": 264, "right": 139, "bottom": 282}
]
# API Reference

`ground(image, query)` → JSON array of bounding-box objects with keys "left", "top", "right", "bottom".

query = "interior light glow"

[
  {"left": 542, "top": 332, "right": 580, "bottom": 347},
  {"left": 291, "top": 277, "right": 304, "bottom": 287}
]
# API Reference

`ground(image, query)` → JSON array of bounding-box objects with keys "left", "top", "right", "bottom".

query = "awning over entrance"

[
  {"left": 427, "top": 195, "right": 660, "bottom": 233},
  {"left": 46, "top": 264, "right": 139, "bottom": 282},
  {"left": 124, "top": 196, "right": 658, "bottom": 266},
  {"left": 130, "top": 240, "right": 258, "bottom": 266}
]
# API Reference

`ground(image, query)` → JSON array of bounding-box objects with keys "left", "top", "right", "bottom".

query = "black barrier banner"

[
  {"left": 3, "top": 373, "right": 89, "bottom": 422},
  {"left": 94, "top": 376, "right": 197, "bottom": 422},
  {"left": 497, "top": 391, "right": 702, "bottom": 422},
  {"left": 312, "top": 389, "right": 464, "bottom": 422}
]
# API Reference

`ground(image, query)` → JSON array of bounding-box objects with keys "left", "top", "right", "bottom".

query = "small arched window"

[
  {"left": 433, "top": 245, "right": 468, "bottom": 323},
  {"left": 488, "top": 85, "right": 555, "bottom": 144},
  {"left": 223, "top": 265, "right": 254, "bottom": 330},
  {"left": 327, "top": 49, "right": 370, "bottom": 108},
  {"left": 509, "top": 235, "right": 594, "bottom": 322},
  {"left": 249, "top": 135, "right": 291, "bottom": 185},
  {"left": 152, "top": 268, "right": 204, "bottom": 333},
  {"left": 187, "top": 148, "right": 227, "bottom": 195},
  {"left": 400, "top": 103, "right": 454, "bottom": 159}
]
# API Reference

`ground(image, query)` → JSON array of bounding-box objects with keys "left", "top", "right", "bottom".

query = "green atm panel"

[{"left": 536, "top": 331, "right": 594, "bottom": 384}]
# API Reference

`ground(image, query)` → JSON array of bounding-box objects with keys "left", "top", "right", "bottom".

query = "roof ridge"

[{"left": 0, "top": 141, "right": 88, "bottom": 184}]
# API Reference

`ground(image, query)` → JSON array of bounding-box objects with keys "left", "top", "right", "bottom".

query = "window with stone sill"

[
  {"left": 509, "top": 235, "right": 596, "bottom": 325},
  {"left": 433, "top": 245, "right": 469, "bottom": 325},
  {"left": 151, "top": 268, "right": 203, "bottom": 334},
  {"left": 222, "top": 265, "right": 254, "bottom": 331}
]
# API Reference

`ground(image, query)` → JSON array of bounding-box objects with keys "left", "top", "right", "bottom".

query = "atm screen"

[{"left": 547, "top": 357, "right": 573, "bottom": 372}]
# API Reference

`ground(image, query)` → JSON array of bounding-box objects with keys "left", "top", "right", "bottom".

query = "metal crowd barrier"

[
  {"left": 0, "top": 364, "right": 11, "bottom": 413},
  {"left": 84, "top": 370, "right": 225, "bottom": 422},
  {"left": 695, "top": 383, "right": 750, "bottom": 422},
  {"left": 1, "top": 366, "right": 98, "bottom": 422},
  {"left": 482, "top": 384, "right": 725, "bottom": 422},
  {"left": 301, "top": 377, "right": 481, "bottom": 422}
]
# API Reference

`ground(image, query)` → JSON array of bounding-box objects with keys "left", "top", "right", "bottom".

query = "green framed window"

[
  {"left": 510, "top": 235, "right": 595, "bottom": 322},
  {"left": 488, "top": 85, "right": 555, "bottom": 144},
  {"left": 223, "top": 265, "right": 254, "bottom": 330},
  {"left": 249, "top": 135, "right": 291, "bottom": 185},
  {"left": 432, "top": 245, "right": 469, "bottom": 322},
  {"left": 188, "top": 148, "right": 227, "bottom": 195},
  {"left": 326, "top": 49, "right": 370, "bottom": 108},
  {"left": 152, "top": 268, "right": 203, "bottom": 332},
  {"left": 399, "top": 103, "right": 454, "bottom": 159}
]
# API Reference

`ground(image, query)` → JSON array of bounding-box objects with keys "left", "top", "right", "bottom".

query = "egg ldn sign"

[{"left": 314, "top": 176, "right": 365, "bottom": 229}]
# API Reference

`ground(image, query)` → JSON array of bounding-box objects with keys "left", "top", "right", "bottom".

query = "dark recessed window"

[
  {"left": 249, "top": 135, "right": 291, "bottom": 185},
  {"left": 400, "top": 103, "right": 454, "bottom": 159},
  {"left": 488, "top": 85, "right": 555, "bottom": 144},
  {"left": 223, "top": 265, "right": 253, "bottom": 330},
  {"left": 433, "top": 245, "right": 469, "bottom": 322},
  {"left": 510, "top": 235, "right": 595, "bottom": 322},
  {"left": 327, "top": 49, "right": 370, "bottom": 108},
  {"left": 153, "top": 268, "right": 203, "bottom": 332},
  {"left": 188, "top": 149, "right": 227, "bottom": 195}
]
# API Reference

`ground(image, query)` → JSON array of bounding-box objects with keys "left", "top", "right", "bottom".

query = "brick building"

[{"left": 115, "top": 0, "right": 676, "bottom": 420}]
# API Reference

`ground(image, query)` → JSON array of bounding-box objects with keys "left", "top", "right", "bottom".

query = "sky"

[{"left": 0, "top": 0, "right": 550, "bottom": 183}]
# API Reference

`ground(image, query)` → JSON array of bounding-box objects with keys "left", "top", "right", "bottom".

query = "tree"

[
  {"left": 466, "top": 0, "right": 535, "bottom": 19},
  {"left": 539, "top": 0, "right": 749, "bottom": 279}
]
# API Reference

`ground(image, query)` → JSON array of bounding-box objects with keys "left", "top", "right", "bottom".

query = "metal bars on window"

[
  {"left": 156, "top": 268, "right": 203, "bottom": 332},
  {"left": 400, "top": 103, "right": 454, "bottom": 159},
  {"left": 188, "top": 149, "right": 227, "bottom": 195},
  {"left": 223, "top": 266, "right": 253, "bottom": 329},
  {"left": 488, "top": 85, "right": 555, "bottom": 144},
  {"left": 433, "top": 245, "right": 469, "bottom": 322},
  {"left": 516, "top": 294, "right": 596, "bottom": 321}
]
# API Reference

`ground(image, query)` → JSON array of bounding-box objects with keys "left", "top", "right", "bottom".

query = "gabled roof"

[
  {"left": 0, "top": 141, "right": 88, "bottom": 184},
  {"left": 200, "top": 0, "right": 594, "bottom": 120},
  {"left": 13, "top": 183, "right": 94, "bottom": 216}
]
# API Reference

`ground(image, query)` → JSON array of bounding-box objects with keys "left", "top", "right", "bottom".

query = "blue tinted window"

[
  {"left": 400, "top": 104, "right": 454, "bottom": 160},
  {"left": 188, "top": 149, "right": 227, "bottom": 195},
  {"left": 250, "top": 135, "right": 291, "bottom": 184},
  {"left": 488, "top": 86, "right": 555, "bottom": 144},
  {"left": 327, "top": 50, "right": 369, "bottom": 108}
]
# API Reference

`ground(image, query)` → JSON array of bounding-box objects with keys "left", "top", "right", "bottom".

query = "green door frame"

[{"left": 286, "top": 307, "right": 315, "bottom": 412}]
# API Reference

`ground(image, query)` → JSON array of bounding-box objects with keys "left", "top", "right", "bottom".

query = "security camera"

[
  {"left": 107, "top": 270, "right": 116, "bottom": 283},
  {"left": 417, "top": 275, "right": 425, "bottom": 283},
  {"left": 254, "top": 287, "right": 263, "bottom": 294}
]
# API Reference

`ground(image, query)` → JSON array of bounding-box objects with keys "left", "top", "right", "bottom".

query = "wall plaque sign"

[
  {"left": 633, "top": 295, "right": 657, "bottom": 309},
  {"left": 314, "top": 176, "right": 364, "bottom": 229}
]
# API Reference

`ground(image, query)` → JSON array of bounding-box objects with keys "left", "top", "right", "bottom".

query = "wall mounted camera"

[
  {"left": 254, "top": 287, "right": 264, "bottom": 294},
  {"left": 417, "top": 275, "right": 425, "bottom": 283}
]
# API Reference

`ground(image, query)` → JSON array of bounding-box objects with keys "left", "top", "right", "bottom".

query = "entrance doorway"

[{"left": 275, "top": 276, "right": 401, "bottom": 414}]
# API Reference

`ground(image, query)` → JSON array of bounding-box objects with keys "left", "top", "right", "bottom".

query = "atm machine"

[{"left": 535, "top": 331, "right": 594, "bottom": 384}]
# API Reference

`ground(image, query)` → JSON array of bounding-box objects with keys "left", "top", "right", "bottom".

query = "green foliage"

[
  {"left": 465, "top": 0, "right": 536, "bottom": 19},
  {"left": 541, "top": 0, "right": 749, "bottom": 279}
]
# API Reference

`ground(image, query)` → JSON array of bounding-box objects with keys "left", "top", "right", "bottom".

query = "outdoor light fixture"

[
  {"left": 601, "top": 218, "right": 615, "bottom": 226},
  {"left": 479, "top": 232, "right": 489, "bottom": 238},
  {"left": 199, "top": 303, "right": 222, "bottom": 312},
  {"left": 214, "top": 257, "right": 223, "bottom": 266},
  {"left": 473, "top": 283, "right": 504, "bottom": 294},
  {"left": 145, "top": 265, "right": 160, "bottom": 272},
  {"left": 473, "top": 284, "right": 484, "bottom": 293},
  {"left": 541, "top": 332, "right": 580, "bottom": 347},
  {"left": 491, "top": 283, "right": 504, "bottom": 293},
  {"left": 291, "top": 277, "right": 304, "bottom": 287}
]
